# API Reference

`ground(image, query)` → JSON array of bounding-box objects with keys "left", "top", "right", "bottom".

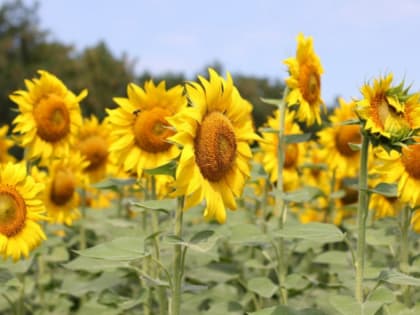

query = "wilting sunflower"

[
  {"left": 284, "top": 33, "right": 324, "bottom": 126},
  {"left": 0, "top": 125, "right": 15, "bottom": 164},
  {"left": 76, "top": 116, "right": 115, "bottom": 183},
  {"left": 107, "top": 81, "right": 186, "bottom": 178},
  {"left": 259, "top": 110, "right": 303, "bottom": 191},
  {"left": 375, "top": 141, "right": 420, "bottom": 207},
  {"left": 356, "top": 74, "right": 420, "bottom": 144},
  {"left": 11, "top": 70, "right": 86, "bottom": 162},
  {"left": 168, "top": 69, "right": 258, "bottom": 223},
  {"left": 40, "top": 153, "right": 88, "bottom": 226},
  {"left": 0, "top": 162, "right": 46, "bottom": 261},
  {"left": 318, "top": 98, "right": 361, "bottom": 178}
]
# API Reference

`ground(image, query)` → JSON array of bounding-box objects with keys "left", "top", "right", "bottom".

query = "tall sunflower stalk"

[
  {"left": 400, "top": 205, "right": 412, "bottom": 307},
  {"left": 171, "top": 196, "right": 184, "bottom": 315}
]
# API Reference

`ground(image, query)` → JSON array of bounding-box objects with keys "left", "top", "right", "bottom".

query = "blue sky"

[{"left": 21, "top": 0, "right": 420, "bottom": 104}]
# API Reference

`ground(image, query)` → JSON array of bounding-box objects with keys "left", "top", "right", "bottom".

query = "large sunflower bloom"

[
  {"left": 168, "top": 69, "right": 259, "bottom": 223},
  {"left": 107, "top": 81, "right": 186, "bottom": 178},
  {"left": 318, "top": 98, "right": 361, "bottom": 178},
  {"left": 76, "top": 116, "right": 115, "bottom": 183},
  {"left": 11, "top": 70, "right": 86, "bottom": 162},
  {"left": 0, "top": 162, "right": 46, "bottom": 261},
  {"left": 356, "top": 74, "right": 420, "bottom": 142},
  {"left": 284, "top": 33, "right": 324, "bottom": 126},
  {"left": 0, "top": 125, "right": 15, "bottom": 164},
  {"left": 259, "top": 110, "right": 303, "bottom": 191},
  {"left": 37, "top": 153, "right": 88, "bottom": 226}
]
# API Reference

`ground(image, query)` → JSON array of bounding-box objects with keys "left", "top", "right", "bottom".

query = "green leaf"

[
  {"left": 285, "top": 133, "right": 312, "bottom": 144},
  {"left": 61, "top": 271, "right": 125, "bottom": 296},
  {"left": 281, "top": 186, "right": 324, "bottom": 203},
  {"left": 93, "top": 177, "right": 137, "bottom": 191},
  {"left": 44, "top": 246, "right": 69, "bottom": 263},
  {"left": 259, "top": 127, "right": 278, "bottom": 134},
  {"left": 275, "top": 223, "right": 345, "bottom": 243},
  {"left": 190, "top": 230, "right": 215, "bottom": 244},
  {"left": 348, "top": 143, "right": 361, "bottom": 151},
  {"left": 130, "top": 198, "right": 176, "bottom": 214},
  {"left": 144, "top": 161, "right": 176, "bottom": 176},
  {"left": 339, "top": 118, "right": 360, "bottom": 126},
  {"left": 0, "top": 256, "right": 33, "bottom": 274},
  {"left": 249, "top": 305, "right": 326, "bottom": 315},
  {"left": 63, "top": 256, "right": 131, "bottom": 271},
  {"left": 247, "top": 277, "right": 278, "bottom": 298},
  {"left": 378, "top": 270, "right": 420, "bottom": 286},
  {"left": 369, "top": 183, "right": 398, "bottom": 197},
  {"left": 313, "top": 250, "right": 349, "bottom": 266},
  {"left": 329, "top": 295, "right": 382, "bottom": 315},
  {"left": 260, "top": 97, "right": 283, "bottom": 106},
  {"left": 74, "top": 237, "right": 148, "bottom": 261},
  {"left": 228, "top": 223, "right": 269, "bottom": 245},
  {"left": 368, "top": 287, "right": 395, "bottom": 304},
  {"left": 164, "top": 232, "right": 219, "bottom": 253}
]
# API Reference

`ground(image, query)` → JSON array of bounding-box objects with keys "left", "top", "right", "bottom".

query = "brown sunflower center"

[
  {"left": 194, "top": 111, "right": 237, "bottom": 182},
  {"left": 299, "top": 64, "right": 321, "bottom": 105},
  {"left": 334, "top": 125, "right": 361, "bottom": 157},
  {"left": 0, "top": 184, "right": 26, "bottom": 237},
  {"left": 33, "top": 94, "right": 71, "bottom": 143},
  {"left": 79, "top": 136, "right": 109, "bottom": 171},
  {"left": 401, "top": 144, "right": 420, "bottom": 179},
  {"left": 50, "top": 169, "right": 76, "bottom": 206},
  {"left": 133, "top": 107, "right": 175, "bottom": 153},
  {"left": 284, "top": 144, "right": 299, "bottom": 168}
]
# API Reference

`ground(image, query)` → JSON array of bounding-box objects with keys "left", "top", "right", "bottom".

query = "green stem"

[
  {"left": 276, "top": 87, "right": 289, "bottom": 305},
  {"left": 171, "top": 197, "right": 184, "bottom": 315},
  {"left": 17, "top": 274, "right": 25, "bottom": 315},
  {"left": 37, "top": 254, "right": 46, "bottom": 314},
  {"left": 355, "top": 134, "right": 369, "bottom": 304},
  {"left": 150, "top": 177, "right": 167, "bottom": 315},
  {"left": 79, "top": 188, "right": 87, "bottom": 250},
  {"left": 400, "top": 205, "right": 411, "bottom": 307}
]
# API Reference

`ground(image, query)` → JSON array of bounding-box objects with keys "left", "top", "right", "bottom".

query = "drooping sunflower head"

[
  {"left": 259, "top": 110, "right": 303, "bottom": 190},
  {"left": 11, "top": 70, "right": 86, "bottom": 162},
  {"left": 0, "top": 162, "right": 47, "bottom": 261},
  {"left": 318, "top": 98, "right": 361, "bottom": 178},
  {"left": 168, "top": 68, "right": 259, "bottom": 223},
  {"left": 107, "top": 80, "right": 187, "bottom": 178},
  {"left": 0, "top": 125, "right": 15, "bottom": 164},
  {"left": 76, "top": 116, "right": 115, "bottom": 183},
  {"left": 356, "top": 74, "right": 420, "bottom": 147},
  {"left": 40, "top": 152, "right": 88, "bottom": 226},
  {"left": 284, "top": 33, "right": 324, "bottom": 126}
]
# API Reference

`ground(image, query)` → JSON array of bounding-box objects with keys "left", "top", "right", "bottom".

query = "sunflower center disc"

[
  {"left": 401, "top": 144, "right": 420, "bottom": 179},
  {"left": 195, "top": 111, "right": 237, "bottom": 182},
  {"left": 80, "top": 136, "right": 109, "bottom": 171},
  {"left": 284, "top": 144, "right": 299, "bottom": 168},
  {"left": 50, "top": 170, "right": 76, "bottom": 206},
  {"left": 34, "top": 94, "right": 71, "bottom": 143},
  {"left": 300, "top": 64, "right": 321, "bottom": 104},
  {"left": 334, "top": 125, "right": 361, "bottom": 157},
  {"left": 0, "top": 185, "right": 26, "bottom": 237},
  {"left": 133, "top": 107, "right": 174, "bottom": 153}
]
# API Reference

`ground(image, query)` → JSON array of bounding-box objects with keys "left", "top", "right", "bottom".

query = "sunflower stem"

[
  {"left": 79, "top": 188, "right": 87, "bottom": 251},
  {"left": 400, "top": 205, "right": 411, "bottom": 307},
  {"left": 171, "top": 196, "right": 184, "bottom": 315},
  {"left": 150, "top": 176, "right": 167, "bottom": 315},
  {"left": 37, "top": 253, "right": 46, "bottom": 314},
  {"left": 276, "top": 87, "right": 289, "bottom": 305},
  {"left": 355, "top": 134, "right": 369, "bottom": 304},
  {"left": 17, "top": 274, "right": 25, "bottom": 315}
]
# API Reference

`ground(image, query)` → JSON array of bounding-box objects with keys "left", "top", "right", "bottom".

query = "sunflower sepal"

[{"left": 144, "top": 161, "right": 177, "bottom": 177}]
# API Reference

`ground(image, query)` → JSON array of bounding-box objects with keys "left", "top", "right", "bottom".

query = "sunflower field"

[{"left": 1, "top": 31, "right": 420, "bottom": 315}]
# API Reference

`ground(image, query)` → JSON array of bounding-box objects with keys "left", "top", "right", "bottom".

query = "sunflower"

[
  {"left": 356, "top": 74, "right": 420, "bottom": 143},
  {"left": 168, "top": 69, "right": 259, "bottom": 223},
  {"left": 374, "top": 141, "right": 420, "bottom": 207},
  {"left": 259, "top": 110, "right": 303, "bottom": 191},
  {"left": 318, "top": 98, "right": 361, "bottom": 178},
  {"left": 369, "top": 193, "right": 400, "bottom": 220},
  {"left": 0, "top": 162, "right": 46, "bottom": 261},
  {"left": 76, "top": 116, "right": 115, "bottom": 183},
  {"left": 107, "top": 81, "right": 186, "bottom": 178},
  {"left": 284, "top": 33, "right": 324, "bottom": 126},
  {"left": 11, "top": 70, "right": 86, "bottom": 162},
  {"left": 39, "top": 153, "right": 88, "bottom": 226},
  {"left": 0, "top": 125, "right": 15, "bottom": 164}
]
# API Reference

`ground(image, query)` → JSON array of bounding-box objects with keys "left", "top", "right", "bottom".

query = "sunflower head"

[
  {"left": 107, "top": 80, "right": 186, "bottom": 178},
  {"left": 168, "top": 68, "right": 259, "bottom": 223},
  {"left": 11, "top": 70, "right": 86, "bottom": 163},
  {"left": 284, "top": 33, "right": 324, "bottom": 126},
  {"left": 0, "top": 162, "right": 46, "bottom": 261},
  {"left": 356, "top": 74, "right": 420, "bottom": 150}
]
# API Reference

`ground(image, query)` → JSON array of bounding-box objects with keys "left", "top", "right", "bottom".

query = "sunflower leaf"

[
  {"left": 280, "top": 186, "right": 324, "bottom": 203},
  {"left": 377, "top": 269, "right": 420, "bottom": 286},
  {"left": 144, "top": 161, "right": 177, "bottom": 177},
  {"left": 260, "top": 97, "right": 284, "bottom": 106},
  {"left": 130, "top": 199, "right": 176, "bottom": 214},
  {"left": 93, "top": 177, "right": 137, "bottom": 191},
  {"left": 369, "top": 183, "right": 398, "bottom": 197},
  {"left": 275, "top": 222, "right": 345, "bottom": 243},
  {"left": 285, "top": 133, "right": 312, "bottom": 144}
]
